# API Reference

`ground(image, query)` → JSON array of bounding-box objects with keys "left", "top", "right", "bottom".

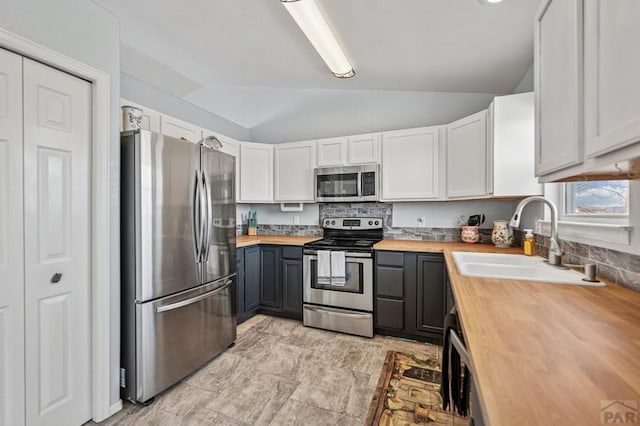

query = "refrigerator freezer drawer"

[{"left": 132, "top": 276, "right": 236, "bottom": 402}]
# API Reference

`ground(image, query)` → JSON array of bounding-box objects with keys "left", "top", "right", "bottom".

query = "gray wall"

[
  {"left": 0, "top": 0, "right": 122, "bottom": 407},
  {"left": 513, "top": 64, "right": 534, "bottom": 93},
  {"left": 248, "top": 90, "right": 498, "bottom": 143},
  {"left": 121, "top": 73, "right": 251, "bottom": 141}
]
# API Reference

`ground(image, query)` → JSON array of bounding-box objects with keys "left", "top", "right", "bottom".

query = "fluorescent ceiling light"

[
  {"left": 479, "top": 0, "right": 506, "bottom": 4},
  {"left": 281, "top": 0, "right": 355, "bottom": 78}
]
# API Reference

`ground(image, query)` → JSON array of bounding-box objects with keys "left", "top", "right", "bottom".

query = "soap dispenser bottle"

[{"left": 523, "top": 229, "right": 535, "bottom": 256}]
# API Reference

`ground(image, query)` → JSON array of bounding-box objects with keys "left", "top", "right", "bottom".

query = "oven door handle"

[
  {"left": 304, "top": 253, "right": 372, "bottom": 259},
  {"left": 304, "top": 305, "right": 371, "bottom": 319}
]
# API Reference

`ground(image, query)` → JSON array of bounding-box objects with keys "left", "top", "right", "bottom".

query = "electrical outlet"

[
  {"left": 417, "top": 216, "right": 426, "bottom": 227},
  {"left": 293, "top": 215, "right": 299, "bottom": 225}
]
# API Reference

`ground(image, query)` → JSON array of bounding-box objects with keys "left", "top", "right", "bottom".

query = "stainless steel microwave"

[{"left": 314, "top": 164, "right": 379, "bottom": 202}]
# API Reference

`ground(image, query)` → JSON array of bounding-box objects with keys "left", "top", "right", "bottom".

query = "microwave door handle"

[{"left": 357, "top": 172, "right": 362, "bottom": 197}]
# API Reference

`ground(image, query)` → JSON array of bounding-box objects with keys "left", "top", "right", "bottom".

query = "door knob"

[{"left": 51, "top": 273, "right": 62, "bottom": 283}]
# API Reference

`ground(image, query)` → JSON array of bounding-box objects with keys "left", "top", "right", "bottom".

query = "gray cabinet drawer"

[
  {"left": 376, "top": 251, "right": 404, "bottom": 267},
  {"left": 281, "top": 246, "right": 302, "bottom": 260}
]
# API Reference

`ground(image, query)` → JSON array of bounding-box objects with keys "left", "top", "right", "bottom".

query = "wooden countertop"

[
  {"left": 394, "top": 241, "right": 640, "bottom": 426},
  {"left": 235, "top": 235, "right": 321, "bottom": 248},
  {"left": 238, "top": 235, "right": 640, "bottom": 424}
]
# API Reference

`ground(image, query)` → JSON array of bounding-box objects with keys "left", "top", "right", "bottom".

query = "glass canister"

[
  {"left": 491, "top": 220, "right": 514, "bottom": 248},
  {"left": 461, "top": 225, "right": 480, "bottom": 244}
]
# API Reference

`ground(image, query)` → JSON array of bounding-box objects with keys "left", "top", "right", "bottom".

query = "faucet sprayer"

[{"left": 510, "top": 196, "right": 563, "bottom": 265}]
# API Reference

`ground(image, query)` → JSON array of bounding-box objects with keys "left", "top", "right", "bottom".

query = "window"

[{"left": 564, "top": 180, "right": 630, "bottom": 216}]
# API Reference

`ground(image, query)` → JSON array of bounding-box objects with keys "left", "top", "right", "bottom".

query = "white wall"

[
  {"left": 513, "top": 64, "right": 534, "bottom": 93},
  {"left": 121, "top": 73, "right": 250, "bottom": 141},
  {"left": 392, "top": 200, "right": 520, "bottom": 229},
  {"left": 239, "top": 203, "right": 320, "bottom": 226},
  {"left": 0, "top": 0, "right": 122, "bottom": 407},
  {"left": 241, "top": 89, "right": 498, "bottom": 143}
]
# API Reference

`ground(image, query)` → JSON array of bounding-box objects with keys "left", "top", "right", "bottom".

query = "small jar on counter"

[{"left": 523, "top": 229, "right": 535, "bottom": 256}]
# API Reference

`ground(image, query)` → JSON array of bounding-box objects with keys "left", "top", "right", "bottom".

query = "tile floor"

[{"left": 99, "top": 315, "right": 440, "bottom": 426}]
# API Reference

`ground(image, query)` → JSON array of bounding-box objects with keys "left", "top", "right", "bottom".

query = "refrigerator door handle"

[
  {"left": 155, "top": 279, "right": 233, "bottom": 313},
  {"left": 202, "top": 170, "right": 213, "bottom": 262},
  {"left": 191, "top": 169, "right": 202, "bottom": 262}
]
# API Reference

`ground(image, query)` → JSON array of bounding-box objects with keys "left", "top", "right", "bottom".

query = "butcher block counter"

[
  {"left": 374, "top": 240, "right": 640, "bottom": 426},
  {"left": 235, "top": 235, "right": 321, "bottom": 248}
]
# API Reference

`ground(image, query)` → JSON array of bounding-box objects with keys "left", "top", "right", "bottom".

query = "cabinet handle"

[{"left": 51, "top": 273, "right": 63, "bottom": 284}]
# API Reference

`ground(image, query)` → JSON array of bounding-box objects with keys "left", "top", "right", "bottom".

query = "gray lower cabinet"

[
  {"left": 375, "top": 250, "right": 447, "bottom": 342},
  {"left": 236, "top": 244, "right": 303, "bottom": 323},
  {"left": 244, "top": 246, "right": 261, "bottom": 313},
  {"left": 282, "top": 247, "right": 303, "bottom": 317},
  {"left": 236, "top": 248, "right": 246, "bottom": 322},
  {"left": 260, "top": 246, "right": 281, "bottom": 312}
]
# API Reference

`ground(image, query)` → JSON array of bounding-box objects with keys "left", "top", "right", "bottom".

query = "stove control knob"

[
  {"left": 375, "top": 220, "right": 379, "bottom": 225},
  {"left": 368, "top": 220, "right": 373, "bottom": 225},
  {"left": 331, "top": 220, "right": 336, "bottom": 225},
  {"left": 325, "top": 220, "right": 330, "bottom": 225}
]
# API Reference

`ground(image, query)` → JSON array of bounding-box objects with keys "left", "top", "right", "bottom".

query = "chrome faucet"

[{"left": 510, "top": 196, "right": 563, "bottom": 265}]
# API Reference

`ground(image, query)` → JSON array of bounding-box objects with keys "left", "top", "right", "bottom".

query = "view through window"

[{"left": 565, "top": 180, "right": 630, "bottom": 215}]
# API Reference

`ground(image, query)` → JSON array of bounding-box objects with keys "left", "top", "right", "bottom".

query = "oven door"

[{"left": 303, "top": 253, "right": 373, "bottom": 311}]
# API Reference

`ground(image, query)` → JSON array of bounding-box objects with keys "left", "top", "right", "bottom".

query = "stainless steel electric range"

[{"left": 302, "top": 217, "right": 383, "bottom": 338}]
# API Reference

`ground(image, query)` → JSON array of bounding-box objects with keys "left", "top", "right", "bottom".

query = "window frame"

[{"left": 562, "top": 180, "right": 630, "bottom": 225}]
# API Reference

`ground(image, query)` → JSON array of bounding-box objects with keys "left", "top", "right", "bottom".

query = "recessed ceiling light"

[{"left": 281, "top": 0, "right": 355, "bottom": 79}]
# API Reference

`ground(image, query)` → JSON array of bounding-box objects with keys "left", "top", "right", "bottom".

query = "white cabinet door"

[
  {"left": 491, "top": 93, "right": 543, "bottom": 196},
  {"left": 203, "top": 130, "right": 240, "bottom": 201},
  {"left": 381, "top": 127, "right": 441, "bottom": 200},
  {"left": 584, "top": 0, "right": 640, "bottom": 157},
  {"left": 348, "top": 133, "right": 380, "bottom": 164},
  {"left": 120, "top": 98, "right": 160, "bottom": 133},
  {"left": 23, "top": 58, "right": 92, "bottom": 426},
  {"left": 535, "top": 0, "right": 583, "bottom": 175},
  {"left": 317, "top": 137, "right": 347, "bottom": 166},
  {"left": 447, "top": 110, "right": 488, "bottom": 198},
  {"left": 0, "top": 48, "right": 25, "bottom": 426},
  {"left": 274, "top": 141, "right": 316, "bottom": 202},
  {"left": 239, "top": 142, "right": 274, "bottom": 203},
  {"left": 160, "top": 114, "right": 202, "bottom": 143}
]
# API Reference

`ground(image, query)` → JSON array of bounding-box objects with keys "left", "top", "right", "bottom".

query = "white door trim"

[{"left": 0, "top": 27, "right": 118, "bottom": 422}]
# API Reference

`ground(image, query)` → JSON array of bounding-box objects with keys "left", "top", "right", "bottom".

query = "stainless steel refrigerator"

[{"left": 120, "top": 130, "right": 236, "bottom": 403}]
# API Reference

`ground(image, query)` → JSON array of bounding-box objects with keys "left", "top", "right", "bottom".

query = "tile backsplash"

[
  {"left": 236, "top": 202, "right": 639, "bottom": 292},
  {"left": 237, "top": 202, "right": 496, "bottom": 242},
  {"left": 535, "top": 235, "right": 640, "bottom": 292}
]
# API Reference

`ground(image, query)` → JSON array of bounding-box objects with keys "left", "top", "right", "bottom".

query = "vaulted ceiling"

[{"left": 96, "top": 0, "right": 540, "bottom": 132}]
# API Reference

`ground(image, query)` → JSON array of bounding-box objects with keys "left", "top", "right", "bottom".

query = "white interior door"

[
  {"left": 23, "top": 58, "right": 92, "bottom": 426},
  {"left": 0, "top": 47, "right": 25, "bottom": 426}
]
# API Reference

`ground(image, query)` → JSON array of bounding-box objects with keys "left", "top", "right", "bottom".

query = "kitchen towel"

[
  {"left": 317, "top": 250, "right": 332, "bottom": 285},
  {"left": 330, "top": 251, "right": 346, "bottom": 286}
]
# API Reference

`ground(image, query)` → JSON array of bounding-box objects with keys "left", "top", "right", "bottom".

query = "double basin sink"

[{"left": 452, "top": 252, "right": 605, "bottom": 287}]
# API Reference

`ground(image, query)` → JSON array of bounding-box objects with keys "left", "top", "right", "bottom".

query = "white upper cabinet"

[
  {"left": 120, "top": 99, "right": 160, "bottom": 133},
  {"left": 381, "top": 127, "right": 442, "bottom": 201},
  {"left": 203, "top": 129, "right": 240, "bottom": 201},
  {"left": 239, "top": 142, "right": 273, "bottom": 203},
  {"left": 446, "top": 110, "right": 488, "bottom": 198},
  {"left": 316, "top": 137, "right": 347, "bottom": 167},
  {"left": 317, "top": 134, "right": 380, "bottom": 167},
  {"left": 491, "top": 93, "right": 543, "bottom": 197},
  {"left": 160, "top": 114, "right": 202, "bottom": 143},
  {"left": 347, "top": 133, "right": 380, "bottom": 164},
  {"left": 584, "top": 0, "right": 640, "bottom": 158},
  {"left": 274, "top": 140, "right": 316, "bottom": 202},
  {"left": 535, "top": 0, "right": 583, "bottom": 176}
]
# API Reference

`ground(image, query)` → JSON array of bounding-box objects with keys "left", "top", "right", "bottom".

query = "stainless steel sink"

[{"left": 451, "top": 252, "right": 605, "bottom": 286}]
